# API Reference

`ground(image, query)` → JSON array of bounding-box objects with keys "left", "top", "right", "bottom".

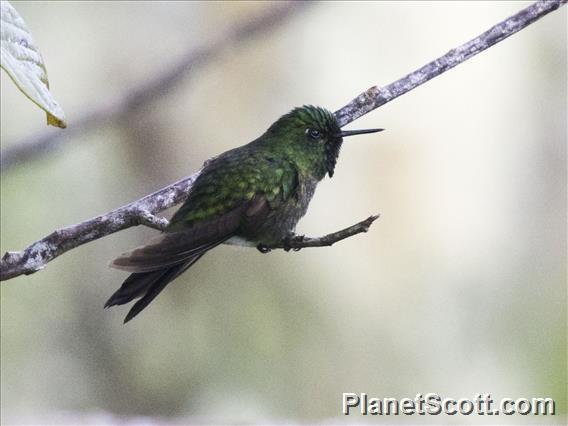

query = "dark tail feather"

[
  {"left": 105, "top": 269, "right": 169, "bottom": 308},
  {"left": 105, "top": 254, "right": 204, "bottom": 323},
  {"left": 122, "top": 267, "right": 179, "bottom": 323}
]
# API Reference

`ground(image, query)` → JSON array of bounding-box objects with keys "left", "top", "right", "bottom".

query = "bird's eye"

[{"left": 306, "top": 128, "right": 322, "bottom": 140}]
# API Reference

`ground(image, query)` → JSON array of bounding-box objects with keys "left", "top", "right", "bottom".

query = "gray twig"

[
  {"left": 1, "top": 0, "right": 565, "bottom": 281},
  {"left": 266, "top": 215, "right": 380, "bottom": 251}
]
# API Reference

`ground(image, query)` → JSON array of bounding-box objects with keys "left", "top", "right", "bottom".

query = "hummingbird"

[{"left": 106, "top": 105, "right": 382, "bottom": 322}]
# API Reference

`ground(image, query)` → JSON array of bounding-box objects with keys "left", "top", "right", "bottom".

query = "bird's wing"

[
  {"left": 264, "top": 159, "right": 299, "bottom": 209},
  {"left": 107, "top": 197, "right": 268, "bottom": 322},
  {"left": 110, "top": 203, "right": 248, "bottom": 273},
  {"left": 168, "top": 148, "right": 299, "bottom": 226},
  {"left": 112, "top": 150, "right": 300, "bottom": 273},
  {"left": 168, "top": 148, "right": 300, "bottom": 227}
]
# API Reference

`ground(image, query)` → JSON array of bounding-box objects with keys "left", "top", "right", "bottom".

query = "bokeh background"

[{"left": 1, "top": 1, "right": 566, "bottom": 424}]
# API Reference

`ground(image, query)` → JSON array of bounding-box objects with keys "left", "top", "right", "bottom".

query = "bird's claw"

[
  {"left": 256, "top": 244, "right": 272, "bottom": 254},
  {"left": 284, "top": 234, "right": 304, "bottom": 252},
  {"left": 257, "top": 234, "right": 305, "bottom": 253}
]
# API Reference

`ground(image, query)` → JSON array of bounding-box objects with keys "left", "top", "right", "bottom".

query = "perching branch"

[
  {"left": 264, "top": 215, "right": 380, "bottom": 252},
  {"left": 1, "top": 0, "right": 565, "bottom": 281},
  {"left": 0, "top": 2, "right": 309, "bottom": 171},
  {"left": 1, "top": 171, "right": 200, "bottom": 280}
]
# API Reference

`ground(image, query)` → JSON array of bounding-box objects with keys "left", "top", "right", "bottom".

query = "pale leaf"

[{"left": 0, "top": 1, "right": 66, "bottom": 128}]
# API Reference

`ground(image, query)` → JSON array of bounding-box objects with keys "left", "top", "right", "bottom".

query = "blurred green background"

[{"left": 1, "top": 1, "right": 566, "bottom": 424}]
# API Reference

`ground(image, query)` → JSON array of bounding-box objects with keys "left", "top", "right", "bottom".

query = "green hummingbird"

[{"left": 106, "top": 105, "right": 382, "bottom": 322}]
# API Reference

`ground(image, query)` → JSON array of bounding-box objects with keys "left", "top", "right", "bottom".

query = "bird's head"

[{"left": 264, "top": 105, "right": 382, "bottom": 177}]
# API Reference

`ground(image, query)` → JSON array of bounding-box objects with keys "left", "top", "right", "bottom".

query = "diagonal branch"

[
  {"left": 0, "top": 171, "right": 200, "bottom": 280},
  {"left": 1, "top": 0, "right": 565, "bottom": 281},
  {"left": 0, "top": 2, "right": 309, "bottom": 171}
]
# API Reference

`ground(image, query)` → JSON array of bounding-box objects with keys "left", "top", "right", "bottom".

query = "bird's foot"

[
  {"left": 256, "top": 243, "right": 272, "bottom": 254},
  {"left": 283, "top": 234, "right": 304, "bottom": 252}
]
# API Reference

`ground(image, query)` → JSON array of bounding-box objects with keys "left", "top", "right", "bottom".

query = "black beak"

[{"left": 336, "top": 128, "right": 384, "bottom": 138}]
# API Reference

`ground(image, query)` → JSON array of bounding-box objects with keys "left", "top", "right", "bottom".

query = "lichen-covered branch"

[
  {"left": 0, "top": 2, "right": 309, "bottom": 171},
  {"left": 0, "top": 172, "right": 200, "bottom": 280},
  {"left": 1, "top": 0, "right": 565, "bottom": 281}
]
